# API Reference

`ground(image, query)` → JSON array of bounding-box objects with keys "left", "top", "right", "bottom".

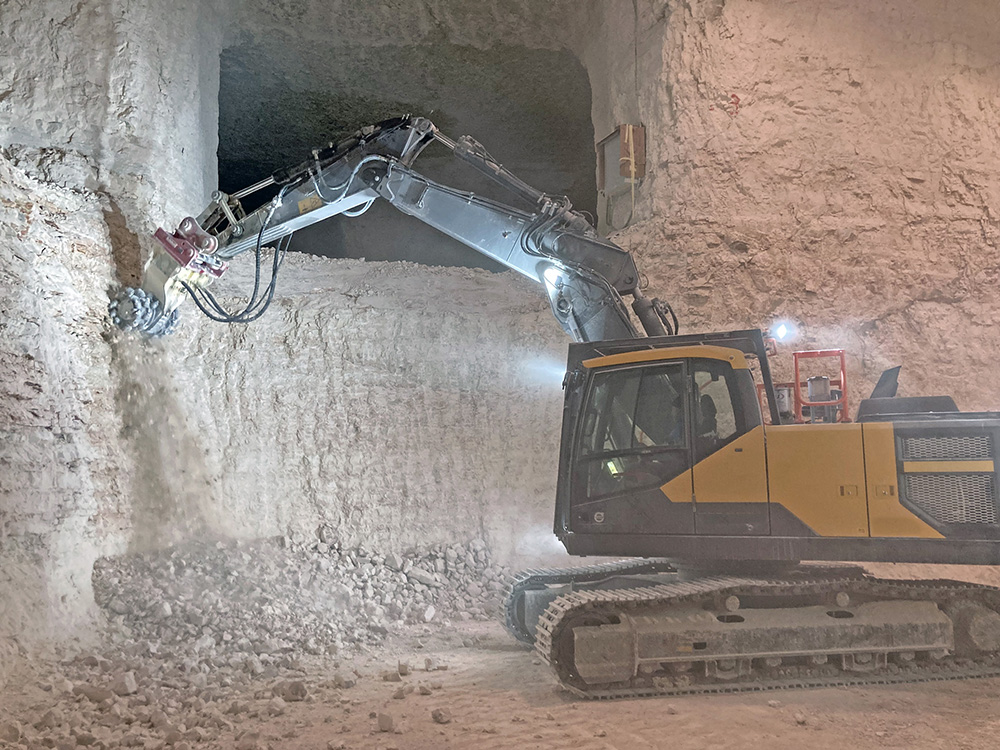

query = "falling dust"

[
  {"left": 513, "top": 523, "right": 572, "bottom": 564},
  {"left": 108, "top": 331, "right": 225, "bottom": 552}
]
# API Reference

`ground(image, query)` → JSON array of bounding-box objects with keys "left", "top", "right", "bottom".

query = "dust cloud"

[{"left": 109, "top": 334, "right": 225, "bottom": 552}]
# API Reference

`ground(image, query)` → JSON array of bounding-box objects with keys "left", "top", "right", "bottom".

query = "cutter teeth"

[{"left": 108, "top": 287, "right": 178, "bottom": 337}]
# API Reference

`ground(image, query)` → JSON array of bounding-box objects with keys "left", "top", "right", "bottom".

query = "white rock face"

[
  {"left": 0, "top": 155, "right": 129, "bottom": 664},
  {"left": 160, "top": 255, "right": 567, "bottom": 564},
  {"left": 0, "top": 0, "right": 223, "bottom": 221},
  {"left": 0, "top": 151, "right": 568, "bottom": 667},
  {"left": 581, "top": 0, "right": 1000, "bottom": 408}
]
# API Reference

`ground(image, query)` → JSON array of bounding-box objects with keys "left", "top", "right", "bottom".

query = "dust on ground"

[{"left": 4, "top": 619, "right": 1000, "bottom": 750}]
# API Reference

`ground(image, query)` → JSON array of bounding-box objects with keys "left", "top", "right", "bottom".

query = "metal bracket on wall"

[{"left": 596, "top": 124, "right": 646, "bottom": 234}]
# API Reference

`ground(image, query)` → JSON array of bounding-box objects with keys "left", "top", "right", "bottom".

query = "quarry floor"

[{"left": 6, "top": 619, "right": 1000, "bottom": 750}]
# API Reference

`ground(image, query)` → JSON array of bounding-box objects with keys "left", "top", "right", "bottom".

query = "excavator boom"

[{"left": 110, "top": 116, "right": 674, "bottom": 343}]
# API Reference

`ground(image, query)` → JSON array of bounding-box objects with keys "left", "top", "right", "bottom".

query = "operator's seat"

[
  {"left": 698, "top": 394, "right": 718, "bottom": 437},
  {"left": 694, "top": 394, "right": 719, "bottom": 461}
]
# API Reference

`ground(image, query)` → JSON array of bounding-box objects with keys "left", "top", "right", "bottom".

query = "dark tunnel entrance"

[{"left": 218, "top": 42, "right": 597, "bottom": 271}]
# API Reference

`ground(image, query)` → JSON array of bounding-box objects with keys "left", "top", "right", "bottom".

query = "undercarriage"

[{"left": 503, "top": 561, "right": 1000, "bottom": 698}]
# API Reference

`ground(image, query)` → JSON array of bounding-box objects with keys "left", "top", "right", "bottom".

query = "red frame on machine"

[
  {"left": 792, "top": 349, "right": 850, "bottom": 423},
  {"left": 757, "top": 349, "right": 851, "bottom": 424}
]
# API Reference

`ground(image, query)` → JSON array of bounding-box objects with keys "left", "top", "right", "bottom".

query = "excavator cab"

[{"left": 557, "top": 330, "right": 771, "bottom": 544}]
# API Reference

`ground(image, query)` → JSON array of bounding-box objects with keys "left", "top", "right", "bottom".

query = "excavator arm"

[{"left": 109, "top": 116, "right": 676, "bottom": 342}]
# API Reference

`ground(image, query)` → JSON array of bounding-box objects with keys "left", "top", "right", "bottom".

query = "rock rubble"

[
  {"left": 92, "top": 535, "right": 508, "bottom": 661},
  {"left": 4, "top": 527, "right": 500, "bottom": 750}
]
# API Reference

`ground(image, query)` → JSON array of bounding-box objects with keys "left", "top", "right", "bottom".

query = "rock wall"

[
  {"left": 219, "top": 0, "right": 596, "bottom": 270},
  {"left": 160, "top": 258, "right": 566, "bottom": 563},
  {"left": 0, "top": 1, "right": 576, "bottom": 665},
  {"left": 0, "top": 156, "right": 129, "bottom": 663},
  {"left": 0, "top": 0, "right": 225, "bottom": 666},
  {"left": 0, "top": 145, "right": 566, "bottom": 673},
  {"left": 580, "top": 0, "right": 1000, "bottom": 408},
  {"left": 0, "top": 0, "right": 223, "bottom": 223}
]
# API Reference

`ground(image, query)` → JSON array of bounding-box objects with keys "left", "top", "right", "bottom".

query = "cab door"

[
  {"left": 687, "top": 358, "right": 770, "bottom": 535},
  {"left": 569, "top": 360, "right": 696, "bottom": 534}
]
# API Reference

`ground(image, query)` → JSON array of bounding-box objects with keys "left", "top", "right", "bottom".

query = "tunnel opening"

[{"left": 218, "top": 40, "right": 597, "bottom": 271}]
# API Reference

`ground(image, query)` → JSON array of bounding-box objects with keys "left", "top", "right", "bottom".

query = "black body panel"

[{"left": 857, "top": 396, "right": 958, "bottom": 421}]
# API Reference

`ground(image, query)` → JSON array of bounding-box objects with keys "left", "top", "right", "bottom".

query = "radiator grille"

[
  {"left": 901, "top": 435, "right": 992, "bottom": 461},
  {"left": 904, "top": 473, "right": 997, "bottom": 525}
]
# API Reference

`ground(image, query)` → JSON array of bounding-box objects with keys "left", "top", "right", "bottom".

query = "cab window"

[
  {"left": 691, "top": 358, "right": 758, "bottom": 461},
  {"left": 576, "top": 363, "right": 690, "bottom": 500}
]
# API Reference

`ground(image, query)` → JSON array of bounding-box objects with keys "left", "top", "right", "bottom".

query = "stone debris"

[
  {"left": 73, "top": 684, "right": 115, "bottom": 703},
  {"left": 35, "top": 709, "right": 63, "bottom": 730},
  {"left": 407, "top": 567, "right": 439, "bottom": 587},
  {"left": 268, "top": 696, "right": 288, "bottom": 716},
  {"left": 273, "top": 679, "right": 308, "bottom": 701},
  {"left": 91, "top": 536, "right": 507, "bottom": 662},
  {"left": 0, "top": 722, "right": 21, "bottom": 743},
  {"left": 235, "top": 731, "right": 263, "bottom": 750},
  {"left": 377, "top": 712, "right": 395, "bottom": 732},
  {"left": 164, "top": 728, "right": 184, "bottom": 744},
  {"left": 110, "top": 670, "right": 139, "bottom": 696},
  {"left": 331, "top": 672, "right": 356, "bottom": 689},
  {"left": 1, "top": 533, "right": 505, "bottom": 749}
]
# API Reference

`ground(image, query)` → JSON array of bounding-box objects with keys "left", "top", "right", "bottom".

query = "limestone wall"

[
  {"left": 5, "top": 0, "right": 1000, "bottom": 663},
  {"left": 580, "top": 0, "right": 1000, "bottom": 409},
  {"left": 160, "top": 258, "right": 566, "bottom": 564},
  {"left": 0, "top": 156, "right": 127, "bottom": 658},
  {"left": 0, "top": 0, "right": 223, "bottom": 222},
  {"left": 0, "top": 0, "right": 225, "bottom": 663}
]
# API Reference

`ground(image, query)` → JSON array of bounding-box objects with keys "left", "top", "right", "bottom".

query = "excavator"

[{"left": 111, "top": 116, "right": 1000, "bottom": 697}]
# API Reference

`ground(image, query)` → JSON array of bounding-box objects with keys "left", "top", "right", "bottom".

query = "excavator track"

[
  {"left": 533, "top": 572, "right": 1000, "bottom": 698},
  {"left": 502, "top": 559, "right": 677, "bottom": 643}
]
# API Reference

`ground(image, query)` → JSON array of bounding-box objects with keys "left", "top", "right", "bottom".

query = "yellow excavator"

[{"left": 112, "top": 116, "right": 1000, "bottom": 697}]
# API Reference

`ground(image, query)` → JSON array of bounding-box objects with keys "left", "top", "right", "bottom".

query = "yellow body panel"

[
  {"left": 902, "top": 460, "right": 995, "bottom": 473},
  {"left": 765, "top": 424, "right": 869, "bottom": 537},
  {"left": 659, "top": 428, "right": 768, "bottom": 505},
  {"left": 583, "top": 345, "right": 748, "bottom": 370},
  {"left": 863, "top": 423, "right": 944, "bottom": 539},
  {"left": 661, "top": 468, "right": 693, "bottom": 504},
  {"left": 691, "top": 427, "right": 768, "bottom": 504}
]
